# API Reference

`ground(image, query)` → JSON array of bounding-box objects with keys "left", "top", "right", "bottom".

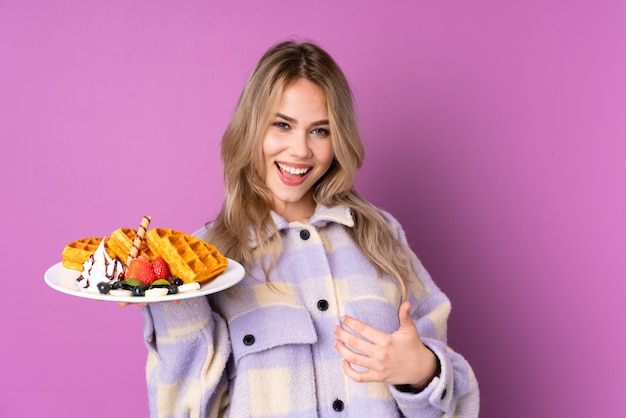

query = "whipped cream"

[{"left": 76, "top": 239, "right": 124, "bottom": 292}]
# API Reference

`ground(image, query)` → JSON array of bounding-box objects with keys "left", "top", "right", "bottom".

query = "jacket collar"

[
  {"left": 250, "top": 205, "right": 354, "bottom": 248},
  {"left": 271, "top": 204, "right": 354, "bottom": 230}
]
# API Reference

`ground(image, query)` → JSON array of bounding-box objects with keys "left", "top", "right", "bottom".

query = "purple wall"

[{"left": 2, "top": 1, "right": 625, "bottom": 416}]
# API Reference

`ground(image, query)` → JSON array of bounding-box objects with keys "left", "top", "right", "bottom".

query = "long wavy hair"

[{"left": 204, "top": 40, "right": 416, "bottom": 296}]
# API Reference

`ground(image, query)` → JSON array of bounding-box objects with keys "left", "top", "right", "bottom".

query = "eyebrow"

[{"left": 275, "top": 113, "right": 329, "bottom": 126}]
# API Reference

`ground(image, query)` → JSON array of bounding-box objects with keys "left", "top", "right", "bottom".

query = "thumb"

[{"left": 398, "top": 301, "right": 414, "bottom": 330}]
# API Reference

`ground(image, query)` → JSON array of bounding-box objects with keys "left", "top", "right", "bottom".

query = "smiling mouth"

[{"left": 276, "top": 162, "right": 311, "bottom": 176}]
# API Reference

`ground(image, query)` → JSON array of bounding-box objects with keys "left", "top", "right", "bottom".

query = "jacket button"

[
  {"left": 299, "top": 230, "right": 310, "bottom": 240},
  {"left": 332, "top": 399, "right": 344, "bottom": 412},
  {"left": 440, "top": 388, "right": 447, "bottom": 400},
  {"left": 243, "top": 334, "right": 255, "bottom": 346},
  {"left": 317, "top": 299, "right": 329, "bottom": 311}
]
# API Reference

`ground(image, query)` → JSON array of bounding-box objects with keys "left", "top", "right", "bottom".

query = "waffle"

[
  {"left": 146, "top": 228, "right": 228, "bottom": 284},
  {"left": 107, "top": 227, "right": 156, "bottom": 261},
  {"left": 61, "top": 237, "right": 113, "bottom": 271}
]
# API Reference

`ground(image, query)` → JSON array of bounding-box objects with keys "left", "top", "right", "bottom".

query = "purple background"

[{"left": 2, "top": 1, "right": 625, "bottom": 417}]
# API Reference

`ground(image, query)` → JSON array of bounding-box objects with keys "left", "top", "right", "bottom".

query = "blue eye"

[
  {"left": 274, "top": 121, "right": 290, "bottom": 130},
  {"left": 311, "top": 128, "right": 330, "bottom": 136}
]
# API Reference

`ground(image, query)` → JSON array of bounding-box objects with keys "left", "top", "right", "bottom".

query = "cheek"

[
  {"left": 316, "top": 142, "right": 334, "bottom": 168},
  {"left": 261, "top": 137, "right": 281, "bottom": 180},
  {"left": 262, "top": 134, "right": 281, "bottom": 160}
]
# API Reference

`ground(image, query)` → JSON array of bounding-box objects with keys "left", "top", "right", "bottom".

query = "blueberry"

[
  {"left": 132, "top": 286, "right": 145, "bottom": 297},
  {"left": 168, "top": 284, "right": 178, "bottom": 295},
  {"left": 97, "top": 282, "right": 110, "bottom": 295},
  {"left": 174, "top": 278, "right": 184, "bottom": 286},
  {"left": 110, "top": 281, "right": 121, "bottom": 290}
]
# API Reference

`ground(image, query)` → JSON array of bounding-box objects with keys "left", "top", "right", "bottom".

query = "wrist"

[{"left": 398, "top": 345, "right": 441, "bottom": 393}]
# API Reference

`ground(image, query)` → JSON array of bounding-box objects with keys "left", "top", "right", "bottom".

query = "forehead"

[{"left": 275, "top": 79, "right": 328, "bottom": 117}]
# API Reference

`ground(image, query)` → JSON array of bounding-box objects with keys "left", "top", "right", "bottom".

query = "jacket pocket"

[{"left": 228, "top": 304, "right": 318, "bottom": 374}]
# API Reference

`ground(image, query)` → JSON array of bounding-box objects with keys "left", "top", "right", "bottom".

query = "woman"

[{"left": 142, "top": 40, "right": 479, "bottom": 417}]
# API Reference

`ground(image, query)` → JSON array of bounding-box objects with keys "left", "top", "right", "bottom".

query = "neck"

[{"left": 272, "top": 197, "right": 316, "bottom": 223}]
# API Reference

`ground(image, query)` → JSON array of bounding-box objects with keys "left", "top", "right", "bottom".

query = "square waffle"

[{"left": 146, "top": 228, "right": 228, "bottom": 284}]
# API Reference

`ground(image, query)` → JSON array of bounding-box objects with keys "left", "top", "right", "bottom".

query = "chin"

[{"left": 276, "top": 194, "right": 306, "bottom": 204}]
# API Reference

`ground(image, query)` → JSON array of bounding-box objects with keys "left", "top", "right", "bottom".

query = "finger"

[
  {"left": 341, "top": 359, "right": 374, "bottom": 383},
  {"left": 334, "top": 325, "right": 374, "bottom": 355},
  {"left": 398, "top": 301, "right": 413, "bottom": 329},
  {"left": 334, "top": 338, "right": 375, "bottom": 370},
  {"left": 397, "top": 301, "right": 422, "bottom": 342},
  {"left": 118, "top": 301, "right": 149, "bottom": 308},
  {"left": 340, "top": 315, "right": 387, "bottom": 345}
]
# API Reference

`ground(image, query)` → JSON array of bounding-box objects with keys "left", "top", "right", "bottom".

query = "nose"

[{"left": 289, "top": 130, "right": 312, "bottom": 158}]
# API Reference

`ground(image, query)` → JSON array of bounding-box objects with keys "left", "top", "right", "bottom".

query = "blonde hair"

[{"left": 205, "top": 40, "right": 416, "bottom": 296}]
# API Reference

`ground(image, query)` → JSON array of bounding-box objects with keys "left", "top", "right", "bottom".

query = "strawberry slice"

[
  {"left": 126, "top": 256, "right": 156, "bottom": 286},
  {"left": 151, "top": 256, "right": 170, "bottom": 281}
]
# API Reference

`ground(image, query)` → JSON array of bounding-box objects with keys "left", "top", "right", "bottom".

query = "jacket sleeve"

[
  {"left": 384, "top": 213, "right": 480, "bottom": 417},
  {"left": 142, "top": 297, "right": 231, "bottom": 417}
]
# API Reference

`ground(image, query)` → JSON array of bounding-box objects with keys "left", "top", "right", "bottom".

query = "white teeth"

[{"left": 277, "top": 163, "right": 310, "bottom": 175}]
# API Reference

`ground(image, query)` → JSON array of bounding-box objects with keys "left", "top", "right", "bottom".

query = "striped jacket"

[{"left": 142, "top": 205, "right": 479, "bottom": 417}]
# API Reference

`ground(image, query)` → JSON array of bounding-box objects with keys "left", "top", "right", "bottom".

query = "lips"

[{"left": 275, "top": 162, "right": 312, "bottom": 186}]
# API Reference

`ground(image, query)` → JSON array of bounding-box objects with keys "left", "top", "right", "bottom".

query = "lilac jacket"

[{"left": 142, "top": 205, "right": 479, "bottom": 417}]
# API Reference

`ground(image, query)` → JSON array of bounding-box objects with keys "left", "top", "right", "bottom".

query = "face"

[{"left": 262, "top": 78, "right": 334, "bottom": 222}]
